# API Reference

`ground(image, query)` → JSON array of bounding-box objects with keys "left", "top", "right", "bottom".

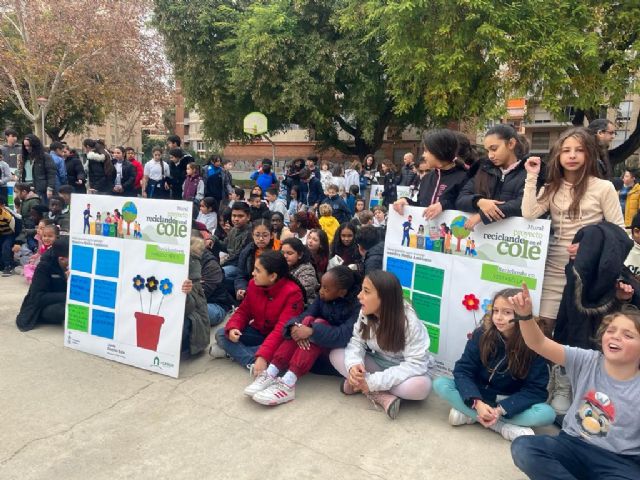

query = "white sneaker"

[
  {"left": 550, "top": 365, "right": 572, "bottom": 414},
  {"left": 448, "top": 408, "right": 476, "bottom": 426},
  {"left": 243, "top": 371, "right": 276, "bottom": 397},
  {"left": 252, "top": 378, "right": 296, "bottom": 406},
  {"left": 489, "top": 421, "right": 534, "bottom": 441},
  {"left": 208, "top": 343, "right": 227, "bottom": 359}
]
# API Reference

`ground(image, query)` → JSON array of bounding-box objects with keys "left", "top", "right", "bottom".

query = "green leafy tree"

[
  {"left": 153, "top": 0, "right": 429, "bottom": 158},
  {"left": 357, "top": 0, "right": 640, "bottom": 165}
]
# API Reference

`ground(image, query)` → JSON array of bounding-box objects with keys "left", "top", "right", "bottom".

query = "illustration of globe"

[
  {"left": 122, "top": 201, "right": 138, "bottom": 223},
  {"left": 451, "top": 215, "right": 469, "bottom": 236}
]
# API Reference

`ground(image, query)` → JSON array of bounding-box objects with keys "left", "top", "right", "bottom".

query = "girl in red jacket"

[{"left": 213, "top": 250, "right": 305, "bottom": 375}]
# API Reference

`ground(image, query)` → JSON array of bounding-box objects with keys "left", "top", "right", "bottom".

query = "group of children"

[{"left": 5, "top": 125, "right": 640, "bottom": 479}]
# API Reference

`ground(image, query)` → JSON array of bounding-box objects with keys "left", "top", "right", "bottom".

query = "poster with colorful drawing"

[
  {"left": 384, "top": 207, "right": 551, "bottom": 376},
  {"left": 368, "top": 185, "right": 411, "bottom": 209},
  {"left": 64, "top": 194, "right": 192, "bottom": 378}
]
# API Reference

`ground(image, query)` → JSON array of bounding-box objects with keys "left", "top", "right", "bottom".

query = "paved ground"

[{"left": 0, "top": 274, "right": 551, "bottom": 480}]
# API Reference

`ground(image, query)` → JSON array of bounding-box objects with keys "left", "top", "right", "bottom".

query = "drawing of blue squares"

[
  {"left": 96, "top": 249, "right": 120, "bottom": 278},
  {"left": 69, "top": 275, "right": 91, "bottom": 303},
  {"left": 93, "top": 279, "right": 117, "bottom": 309},
  {"left": 386, "top": 257, "right": 414, "bottom": 289},
  {"left": 71, "top": 245, "right": 93, "bottom": 274},
  {"left": 91, "top": 309, "right": 115, "bottom": 339}
]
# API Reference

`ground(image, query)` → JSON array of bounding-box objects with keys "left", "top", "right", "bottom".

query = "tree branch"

[
  {"left": 1, "top": 65, "right": 35, "bottom": 121},
  {"left": 334, "top": 115, "right": 358, "bottom": 137}
]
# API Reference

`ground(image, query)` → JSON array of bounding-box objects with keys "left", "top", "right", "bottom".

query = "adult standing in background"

[
  {"left": 19, "top": 134, "right": 57, "bottom": 201},
  {"left": 1, "top": 128, "right": 21, "bottom": 169},
  {"left": 587, "top": 118, "right": 616, "bottom": 179},
  {"left": 49, "top": 141, "right": 68, "bottom": 189},
  {"left": 63, "top": 146, "right": 86, "bottom": 193},
  {"left": 397, "top": 152, "right": 417, "bottom": 187},
  {"left": 168, "top": 147, "right": 193, "bottom": 200}
]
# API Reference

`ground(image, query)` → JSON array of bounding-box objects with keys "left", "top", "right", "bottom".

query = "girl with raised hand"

[
  {"left": 330, "top": 270, "right": 433, "bottom": 419},
  {"left": 521, "top": 127, "right": 625, "bottom": 414},
  {"left": 280, "top": 237, "right": 319, "bottom": 304},
  {"left": 245, "top": 266, "right": 361, "bottom": 405},
  {"left": 394, "top": 129, "right": 469, "bottom": 220},
  {"left": 213, "top": 250, "right": 305, "bottom": 374},
  {"left": 509, "top": 284, "right": 640, "bottom": 480},
  {"left": 433, "top": 288, "right": 555, "bottom": 442},
  {"left": 456, "top": 124, "right": 534, "bottom": 230}
]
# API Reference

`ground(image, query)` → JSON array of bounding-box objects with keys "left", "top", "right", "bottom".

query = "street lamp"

[{"left": 36, "top": 96, "right": 47, "bottom": 141}]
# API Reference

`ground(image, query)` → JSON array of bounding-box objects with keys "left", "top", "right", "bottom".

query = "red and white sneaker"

[{"left": 252, "top": 378, "right": 296, "bottom": 406}]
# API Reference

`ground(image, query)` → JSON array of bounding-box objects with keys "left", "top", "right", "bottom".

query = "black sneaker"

[{"left": 2, "top": 267, "right": 15, "bottom": 277}]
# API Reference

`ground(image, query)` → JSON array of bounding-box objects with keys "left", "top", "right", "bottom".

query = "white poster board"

[
  {"left": 368, "top": 185, "right": 411, "bottom": 209},
  {"left": 384, "top": 207, "right": 550, "bottom": 376},
  {"left": 64, "top": 194, "right": 192, "bottom": 378}
]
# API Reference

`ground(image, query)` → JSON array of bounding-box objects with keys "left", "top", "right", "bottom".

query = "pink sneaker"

[
  {"left": 366, "top": 391, "right": 401, "bottom": 419},
  {"left": 340, "top": 379, "right": 358, "bottom": 395}
]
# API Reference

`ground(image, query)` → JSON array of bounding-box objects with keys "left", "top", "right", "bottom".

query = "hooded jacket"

[
  {"left": 453, "top": 328, "right": 550, "bottom": 417},
  {"left": 554, "top": 221, "right": 633, "bottom": 349},
  {"left": 624, "top": 183, "right": 640, "bottom": 227},
  {"left": 409, "top": 164, "right": 469, "bottom": 209},
  {"left": 65, "top": 153, "right": 87, "bottom": 193},
  {"left": 225, "top": 277, "right": 304, "bottom": 362},
  {"left": 16, "top": 249, "right": 67, "bottom": 331},
  {"left": 200, "top": 249, "right": 234, "bottom": 310},
  {"left": 344, "top": 304, "right": 432, "bottom": 392},
  {"left": 298, "top": 176, "right": 325, "bottom": 207},
  {"left": 20, "top": 152, "right": 57, "bottom": 195},
  {"left": 183, "top": 254, "right": 211, "bottom": 355},
  {"left": 87, "top": 151, "right": 114, "bottom": 194},
  {"left": 363, "top": 241, "right": 384, "bottom": 275},
  {"left": 283, "top": 294, "right": 360, "bottom": 349},
  {"left": 456, "top": 158, "right": 542, "bottom": 224}
]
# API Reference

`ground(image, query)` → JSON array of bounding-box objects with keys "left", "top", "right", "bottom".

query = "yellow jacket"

[
  {"left": 625, "top": 183, "right": 640, "bottom": 227},
  {"left": 319, "top": 216, "right": 340, "bottom": 245}
]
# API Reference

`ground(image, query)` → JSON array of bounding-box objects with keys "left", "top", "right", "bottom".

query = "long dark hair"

[
  {"left": 256, "top": 250, "right": 307, "bottom": 303},
  {"left": 331, "top": 222, "right": 360, "bottom": 260},
  {"left": 453, "top": 131, "right": 479, "bottom": 167},
  {"left": 475, "top": 124, "right": 523, "bottom": 197},
  {"left": 22, "top": 134, "right": 46, "bottom": 162},
  {"left": 539, "top": 127, "right": 600, "bottom": 220},
  {"left": 359, "top": 271, "right": 406, "bottom": 352},
  {"left": 478, "top": 288, "right": 541, "bottom": 380},
  {"left": 281, "top": 237, "right": 312, "bottom": 268}
]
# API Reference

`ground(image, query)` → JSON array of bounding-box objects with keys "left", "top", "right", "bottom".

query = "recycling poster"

[
  {"left": 64, "top": 194, "right": 192, "bottom": 378},
  {"left": 384, "top": 207, "right": 551, "bottom": 376}
]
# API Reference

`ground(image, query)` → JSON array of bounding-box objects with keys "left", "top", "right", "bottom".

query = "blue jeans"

[
  {"left": 207, "top": 303, "right": 228, "bottom": 326},
  {"left": 433, "top": 376, "right": 555, "bottom": 427},
  {"left": 512, "top": 431, "right": 640, "bottom": 479},
  {"left": 215, "top": 325, "right": 266, "bottom": 367}
]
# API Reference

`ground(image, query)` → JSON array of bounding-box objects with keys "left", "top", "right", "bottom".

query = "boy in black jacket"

[{"left": 16, "top": 237, "right": 69, "bottom": 331}]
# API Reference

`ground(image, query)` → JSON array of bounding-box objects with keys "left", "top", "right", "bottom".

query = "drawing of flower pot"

[{"left": 134, "top": 311, "right": 165, "bottom": 351}]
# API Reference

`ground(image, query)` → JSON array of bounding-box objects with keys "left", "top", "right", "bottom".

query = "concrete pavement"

[{"left": 0, "top": 274, "right": 542, "bottom": 480}]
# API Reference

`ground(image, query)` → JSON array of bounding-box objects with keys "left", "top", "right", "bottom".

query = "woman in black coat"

[{"left": 19, "top": 134, "right": 57, "bottom": 200}]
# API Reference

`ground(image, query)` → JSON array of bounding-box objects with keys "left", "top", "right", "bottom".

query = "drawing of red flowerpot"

[{"left": 134, "top": 312, "right": 164, "bottom": 351}]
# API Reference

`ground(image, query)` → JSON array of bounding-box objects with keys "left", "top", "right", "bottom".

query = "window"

[
  {"left": 197, "top": 141, "right": 206, "bottom": 151},
  {"left": 617, "top": 101, "right": 632, "bottom": 121},
  {"left": 531, "top": 132, "right": 550, "bottom": 151}
]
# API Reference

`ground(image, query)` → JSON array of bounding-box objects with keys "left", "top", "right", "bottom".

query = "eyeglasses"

[{"left": 253, "top": 233, "right": 271, "bottom": 239}]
